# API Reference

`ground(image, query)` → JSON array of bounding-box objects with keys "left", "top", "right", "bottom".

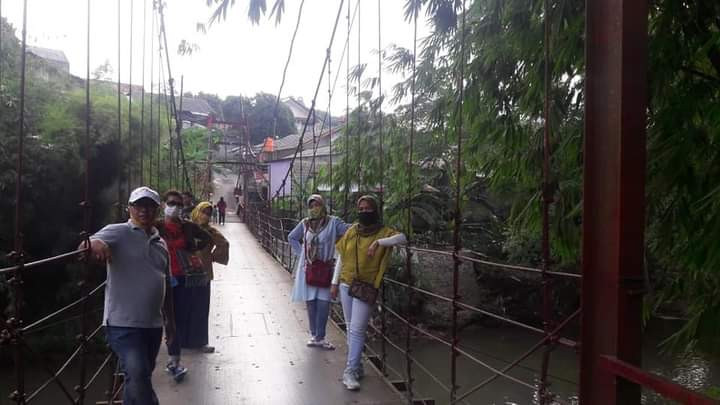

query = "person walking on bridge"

[
  {"left": 83, "top": 186, "right": 175, "bottom": 405},
  {"left": 187, "top": 201, "right": 230, "bottom": 353},
  {"left": 289, "top": 194, "right": 350, "bottom": 350},
  {"left": 156, "top": 190, "right": 211, "bottom": 382},
  {"left": 216, "top": 197, "right": 227, "bottom": 225},
  {"left": 332, "top": 195, "right": 407, "bottom": 391}
]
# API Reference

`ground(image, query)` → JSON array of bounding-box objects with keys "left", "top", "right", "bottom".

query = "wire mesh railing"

[{"left": 245, "top": 203, "right": 582, "bottom": 404}]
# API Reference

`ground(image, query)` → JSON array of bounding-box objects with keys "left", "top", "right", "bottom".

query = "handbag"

[
  {"left": 176, "top": 250, "right": 209, "bottom": 287},
  {"left": 304, "top": 229, "right": 334, "bottom": 287},
  {"left": 348, "top": 233, "right": 379, "bottom": 304}
]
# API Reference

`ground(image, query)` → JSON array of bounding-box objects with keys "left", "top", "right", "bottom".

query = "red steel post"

[{"left": 581, "top": 0, "right": 649, "bottom": 403}]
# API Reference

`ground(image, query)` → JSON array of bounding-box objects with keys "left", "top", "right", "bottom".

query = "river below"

[{"left": 369, "top": 319, "right": 719, "bottom": 404}]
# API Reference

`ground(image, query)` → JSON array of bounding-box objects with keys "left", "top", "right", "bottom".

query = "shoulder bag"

[
  {"left": 348, "top": 233, "right": 379, "bottom": 304},
  {"left": 304, "top": 227, "right": 334, "bottom": 288}
]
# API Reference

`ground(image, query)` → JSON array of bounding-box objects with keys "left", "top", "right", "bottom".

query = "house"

[
  {"left": 26, "top": 45, "right": 69, "bottom": 81},
  {"left": 281, "top": 96, "right": 342, "bottom": 135},
  {"left": 180, "top": 97, "right": 216, "bottom": 128}
]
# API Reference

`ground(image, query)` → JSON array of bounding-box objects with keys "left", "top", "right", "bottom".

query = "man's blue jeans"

[{"left": 106, "top": 326, "right": 163, "bottom": 405}]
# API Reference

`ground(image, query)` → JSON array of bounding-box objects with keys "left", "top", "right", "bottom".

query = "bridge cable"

[
  {"left": 343, "top": 0, "right": 351, "bottom": 218},
  {"left": 148, "top": 2, "right": 156, "bottom": 188},
  {"left": 269, "top": 0, "right": 346, "bottom": 203},
  {"left": 157, "top": 0, "right": 193, "bottom": 194},
  {"left": 156, "top": 7, "right": 163, "bottom": 189},
  {"left": 377, "top": 0, "right": 387, "bottom": 376},
  {"left": 139, "top": 0, "right": 147, "bottom": 185},
  {"left": 116, "top": 0, "right": 123, "bottom": 219},
  {"left": 356, "top": 0, "right": 361, "bottom": 190},
  {"left": 450, "top": 1, "right": 467, "bottom": 402},
  {"left": 10, "top": 0, "right": 29, "bottom": 401},
  {"left": 403, "top": 5, "right": 419, "bottom": 402},
  {"left": 538, "top": 0, "right": 556, "bottom": 401},
  {"left": 128, "top": 0, "right": 134, "bottom": 193},
  {"left": 305, "top": 0, "right": 360, "bottom": 200}
]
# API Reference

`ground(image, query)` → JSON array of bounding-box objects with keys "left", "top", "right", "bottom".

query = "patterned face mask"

[{"left": 308, "top": 206, "right": 323, "bottom": 219}]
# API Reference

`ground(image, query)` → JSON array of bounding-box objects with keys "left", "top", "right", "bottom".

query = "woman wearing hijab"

[
  {"left": 331, "top": 195, "right": 407, "bottom": 391},
  {"left": 188, "top": 201, "right": 230, "bottom": 353},
  {"left": 288, "top": 194, "right": 350, "bottom": 350}
]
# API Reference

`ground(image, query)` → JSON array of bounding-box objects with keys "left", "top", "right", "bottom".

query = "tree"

[
  {"left": 222, "top": 92, "right": 296, "bottom": 144},
  {"left": 92, "top": 59, "right": 114, "bottom": 81}
]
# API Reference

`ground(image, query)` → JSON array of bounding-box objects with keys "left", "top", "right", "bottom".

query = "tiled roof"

[{"left": 27, "top": 46, "right": 69, "bottom": 65}]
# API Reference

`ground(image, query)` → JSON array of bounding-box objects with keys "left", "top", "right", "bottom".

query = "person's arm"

[
  {"left": 367, "top": 231, "right": 407, "bottom": 257},
  {"left": 81, "top": 224, "right": 120, "bottom": 263},
  {"left": 161, "top": 251, "right": 176, "bottom": 345},
  {"left": 211, "top": 230, "right": 230, "bottom": 265},
  {"left": 377, "top": 233, "right": 407, "bottom": 247},
  {"left": 187, "top": 222, "right": 212, "bottom": 251},
  {"left": 287, "top": 221, "right": 305, "bottom": 256},
  {"left": 334, "top": 217, "right": 352, "bottom": 238},
  {"left": 330, "top": 254, "right": 342, "bottom": 300}
]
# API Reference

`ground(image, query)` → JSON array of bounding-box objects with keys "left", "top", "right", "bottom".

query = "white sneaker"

[
  {"left": 353, "top": 366, "right": 364, "bottom": 380},
  {"left": 343, "top": 370, "right": 360, "bottom": 390}
]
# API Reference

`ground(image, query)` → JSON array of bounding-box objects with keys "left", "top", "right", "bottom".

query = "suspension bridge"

[{"left": 0, "top": 0, "right": 717, "bottom": 404}]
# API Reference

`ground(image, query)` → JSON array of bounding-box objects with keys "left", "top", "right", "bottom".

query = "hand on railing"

[{"left": 78, "top": 240, "right": 112, "bottom": 263}]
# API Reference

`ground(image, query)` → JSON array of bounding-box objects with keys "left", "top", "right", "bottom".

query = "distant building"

[
  {"left": 180, "top": 97, "right": 216, "bottom": 128},
  {"left": 26, "top": 45, "right": 69, "bottom": 81},
  {"left": 282, "top": 96, "right": 341, "bottom": 135}
]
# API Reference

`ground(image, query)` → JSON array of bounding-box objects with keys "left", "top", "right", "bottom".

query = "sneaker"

[
  {"left": 315, "top": 339, "right": 335, "bottom": 350},
  {"left": 342, "top": 370, "right": 360, "bottom": 390},
  {"left": 172, "top": 365, "right": 188, "bottom": 382},
  {"left": 353, "top": 366, "right": 365, "bottom": 380},
  {"left": 306, "top": 338, "right": 320, "bottom": 347},
  {"left": 165, "top": 361, "right": 177, "bottom": 375},
  {"left": 200, "top": 345, "right": 215, "bottom": 353}
]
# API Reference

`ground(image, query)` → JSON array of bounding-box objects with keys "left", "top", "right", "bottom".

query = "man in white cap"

[{"left": 82, "top": 186, "right": 175, "bottom": 405}]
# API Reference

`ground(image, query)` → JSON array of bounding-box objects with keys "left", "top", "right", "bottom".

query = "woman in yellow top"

[
  {"left": 188, "top": 201, "right": 230, "bottom": 353},
  {"left": 331, "top": 195, "right": 407, "bottom": 391}
]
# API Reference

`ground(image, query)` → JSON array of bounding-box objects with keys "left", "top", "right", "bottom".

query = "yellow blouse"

[{"left": 335, "top": 225, "right": 398, "bottom": 288}]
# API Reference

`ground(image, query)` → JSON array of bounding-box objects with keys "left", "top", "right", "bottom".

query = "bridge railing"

[
  {"left": 0, "top": 250, "right": 123, "bottom": 405},
  {"left": 244, "top": 203, "right": 717, "bottom": 405}
]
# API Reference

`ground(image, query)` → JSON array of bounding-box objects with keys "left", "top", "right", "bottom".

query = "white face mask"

[{"left": 164, "top": 205, "right": 181, "bottom": 218}]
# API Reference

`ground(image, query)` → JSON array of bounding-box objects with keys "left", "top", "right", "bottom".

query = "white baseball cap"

[{"left": 128, "top": 186, "right": 161, "bottom": 205}]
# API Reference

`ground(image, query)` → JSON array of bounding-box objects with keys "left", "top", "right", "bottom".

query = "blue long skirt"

[{"left": 175, "top": 278, "right": 211, "bottom": 349}]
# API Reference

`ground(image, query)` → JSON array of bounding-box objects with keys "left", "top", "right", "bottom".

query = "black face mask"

[{"left": 358, "top": 211, "right": 379, "bottom": 226}]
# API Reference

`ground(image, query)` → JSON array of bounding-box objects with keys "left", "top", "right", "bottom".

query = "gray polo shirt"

[{"left": 91, "top": 221, "right": 169, "bottom": 328}]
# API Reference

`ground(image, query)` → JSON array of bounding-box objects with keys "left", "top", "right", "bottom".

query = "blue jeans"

[
  {"left": 306, "top": 299, "right": 331, "bottom": 341},
  {"left": 339, "top": 284, "right": 372, "bottom": 372},
  {"left": 106, "top": 326, "right": 163, "bottom": 405}
]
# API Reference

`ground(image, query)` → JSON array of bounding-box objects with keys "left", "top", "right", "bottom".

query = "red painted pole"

[{"left": 581, "top": 0, "right": 649, "bottom": 403}]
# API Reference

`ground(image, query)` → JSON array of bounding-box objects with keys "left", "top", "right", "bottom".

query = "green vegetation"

[{"left": 211, "top": 0, "right": 720, "bottom": 352}]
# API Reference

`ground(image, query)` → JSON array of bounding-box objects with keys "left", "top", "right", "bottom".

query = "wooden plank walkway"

[{"left": 153, "top": 221, "right": 403, "bottom": 405}]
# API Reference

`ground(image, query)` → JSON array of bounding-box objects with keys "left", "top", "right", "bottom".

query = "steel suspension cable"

[
  {"left": 76, "top": 1, "right": 94, "bottom": 402},
  {"left": 156, "top": 12, "right": 162, "bottom": 189},
  {"left": 356, "top": 0, "right": 361, "bottom": 189},
  {"left": 117, "top": 0, "right": 123, "bottom": 220},
  {"left": 11, "top": 1, "right": 29, "bottom": 402},
  {"left": 271, "top": 0, "right": 306, "bottom": 140},
  {"left": 148, "top": 3, "right": 155, "bottom": 188},
  {"left": 343, "top": 0, "right": 351, "bottom": 218},
  {"left": 157, "top": 0, "right": 192, "bottom": 194},
  {"left": 450, "top": 2, "right": 467, "bottom": 402},
  {"left": 0, "top": 0, "right": 3, "bottom": 85},
  {"left": 139, "top": 0, "right": 147, "bottom": 185},
  {"left": 538, "top": 0, "right": 556, "bottom": 402},
  {"left": 404, "top": 6, "right": 419, "bottom": 403},
  {"left": 269, "top": 0, "right": 346, "bottom": 202},
  {"left": 128, "top": 0, "right": 134, "bottom": 193},
  {"left": 377, "top": 0, "right": 387, "bottom": 377}
]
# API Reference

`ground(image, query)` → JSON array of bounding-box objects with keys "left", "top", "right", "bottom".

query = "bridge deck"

[{"left": 153, "top": 221, "right": 402, "bottom": 405}]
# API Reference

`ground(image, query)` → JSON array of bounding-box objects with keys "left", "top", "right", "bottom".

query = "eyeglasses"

[
  {"left": 130, "top": 202, "right": 158, "bottom": 211},
  {"left": 165, "top": 201, "right": 182, "bottom": 207}
]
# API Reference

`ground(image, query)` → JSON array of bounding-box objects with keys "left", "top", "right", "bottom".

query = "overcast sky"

[{"left": 2, "top": 0, "right": 430, "bottom": 115}]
